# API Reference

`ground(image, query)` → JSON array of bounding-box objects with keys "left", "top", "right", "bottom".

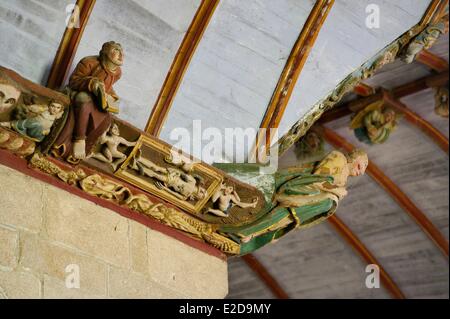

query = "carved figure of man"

[
  {"left": 129, "top": 153, "right": 207, "bottom": 201},
  {"left": 215, "top": 149, "right": 368, "bottom": 255},
  {"left": 206, "top": 183, "right": 258, "bottom": 217},
  {"left": 53, "top": 41, "right": 124, "bottom": 162},
  {"left": 0, "top": 101, "right": 64, "bottom": 142},
  {"left": 89, "top": 123, "right": 136, "bottom": 170}
]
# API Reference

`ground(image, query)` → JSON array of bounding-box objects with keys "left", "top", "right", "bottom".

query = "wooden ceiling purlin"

[
  {"left": 241, "top": 254, "right": 290, "bottom": 299},
  {"left": 328, "top": 215, "right": 405, "bottom": 299},
  {"left": 319, "top": 71, "right": 449, "bottom": 123},
  {"left": 320, "top": 126, "right": 450, "bottom": 259},
  {"left": 255, "top": 0, "right": 335, "bottom": 154},
  {"left": 416, "top": 50, "right": 449, "bottom": 72},
  {"left": 46, "top": 0, "right": 96, "bottom": 89},
  {"left": 145, "top": 0, "right": 219, "bottom": 136},
  {"left": 384, "top": 92, "right": 449, "bottom": 154}
]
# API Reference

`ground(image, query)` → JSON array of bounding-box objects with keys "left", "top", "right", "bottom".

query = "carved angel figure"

[
  {"left": 88, "top": 123, "right": 136, "bottom": 170},
  {"left": 0, "top": 100, "right": 64, "bottom": 142},
  {"left": 350, "top": 101, "right": 399, "bottom": 144},
  {"left": 206, "top": 183, "right": 258, "bottom": 217}
]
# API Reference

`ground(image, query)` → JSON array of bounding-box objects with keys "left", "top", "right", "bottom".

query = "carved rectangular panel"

[{"left": 116, "top": 134, "right": 223, "bottom": 214}]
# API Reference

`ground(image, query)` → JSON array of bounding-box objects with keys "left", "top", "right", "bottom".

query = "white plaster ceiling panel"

[
  {"left": 160, "top": 0, "right": 316, "bottom": 162},
  {"left": 278, "top": 0, "right": 433, "bottom": 142},
  {"left": 0, "top": 0, "right": 68, "bottom": 84},
  {"left": 71, "top": 0, "right": 201, "bottom": 130}
]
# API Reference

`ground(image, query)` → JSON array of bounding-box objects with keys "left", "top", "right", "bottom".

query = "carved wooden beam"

[
  {"left": 384, "top": 93, "right": 449, "bottom": 154},
  {"left": 145, "top": 0, "right": 219, "bottom": 136},
  {"left": 256, "top": 0, "right": 334, "bottom": 152},
  {"left": 328, "top": 214, "right": 405, "bottom": 299},
  {"left": 320, "top": 126, "right": 449, "bottom": 259},
  {"left": 392, "top": 71, "right": 449, "bottom": 99},
  {"left": 416, "top": 50, "right": 449, "bottom": 72},
  {"left": 46, "top": 0, "right": 96, "bottom": 89},
  {"left": 241, "top": 254, "right": 289, "bottom": 299},
  {"left": 420, "top": 0, "right": 448, "bottom": 26},
  {"left": 319, "top": 71, "right": 449, "bottom": 123}
]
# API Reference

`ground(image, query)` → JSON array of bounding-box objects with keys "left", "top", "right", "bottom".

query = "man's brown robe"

[{"left": 52, "top": 56, "right": 121, "bottom": 162}]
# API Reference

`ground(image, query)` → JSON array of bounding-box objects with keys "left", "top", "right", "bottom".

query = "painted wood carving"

[
  {"left": 350, "top": 100, "right": 400, "bottom": 145},
  {"left": 0, "top": 41, "right": 368, "bottom": 256}
]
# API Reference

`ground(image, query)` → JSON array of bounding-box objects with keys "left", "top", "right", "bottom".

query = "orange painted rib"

[
  {"left": 46, "top": 0, "right": 96, "bottom": 89},
  {"left": 145, "top": 0, "right": 219, "bottom": 136},
  {"left": 321, "top": 126, "right": 449, "bottom": 259},
  {"left": 256, "top": 0, "right": 334, "bottom": 153},
  {"left": 416, "top": 50, "right": 449, "bottom": 72},
  {"left": 385, "top": 94, "right": 449, "bottom": 154},
  {"left": 328, "top": 214, "right": 405, "bottom": 299},
  {"left": 241, "top": 254, "right": 289, "bottom": 299}
]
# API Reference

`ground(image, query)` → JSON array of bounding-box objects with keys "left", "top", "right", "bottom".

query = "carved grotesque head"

[
  {"left": 0, "top": 79, "right": 21, "bottom": 114},
  {"left": 100, "top": 41, "right": 124, "bottom": 67},
  {"left": 347, "top": 149, "right": 368, "bottom": 177}
]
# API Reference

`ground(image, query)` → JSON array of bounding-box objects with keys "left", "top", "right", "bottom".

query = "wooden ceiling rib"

[
  {"left": 328, "top": 214, "right": 405, "bottom": 299},
  {"left": 255, "top": 0, "right": 335, "bottom": 153},
  {"left": 145, "top": 0, "right": 219, "bottom": 136},
  {"left": 46, "top": 0, "right": 96, "bottom": 89},
  {"left": 320, "top": 126, "right": 449, "bottom": 259},
  {"left": 385, "top": 93, "right": 449, "bottom": 154},
  {"left": 241, "top": 254, "right": 289, "bottom": 299},
  {"left": 416, "top": 50, "right": 449, "bottom": 72}
]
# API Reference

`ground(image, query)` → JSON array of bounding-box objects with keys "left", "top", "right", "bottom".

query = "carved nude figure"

[
  {"left": 89, "top": 123, "right": 136, "bottom": 170},
  {"left": 0, "top": 101, "right": 64, "bottom": 142},
  {"left": 129, "top": 151, "right": 206, "bottom": 201},
  {"left": 206, "top": 183, "right": 258, "bottom": 217}
]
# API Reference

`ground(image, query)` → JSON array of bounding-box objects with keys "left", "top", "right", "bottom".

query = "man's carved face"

[
  {"left": 0, "top": 83, "right": 21, "bottom": 113},
  {"left": 349, "top": 155, "right": 368, "bottom": 177},
  {"left": 106, "top": 44, "right": 124, "bottom": 66}
]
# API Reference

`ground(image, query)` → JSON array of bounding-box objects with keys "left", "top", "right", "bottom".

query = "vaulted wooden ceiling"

[{"left": 0, "top": 0, "right": 448, "bottom": 298}]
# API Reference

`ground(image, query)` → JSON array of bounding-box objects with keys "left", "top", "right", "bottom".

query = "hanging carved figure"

[
  {"left": 88, "top": 123, "right": 136, "bottom": 170},
  {"left": 52, "top": 41, "right": 124, "bottom": 163},
  {"left": 350, "top": 100, "right": 399, "bottom": 144}
]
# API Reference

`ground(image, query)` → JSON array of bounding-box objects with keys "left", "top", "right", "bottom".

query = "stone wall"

[{"left": 0, "top": 164, "right": 228, "bottom": 299}]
